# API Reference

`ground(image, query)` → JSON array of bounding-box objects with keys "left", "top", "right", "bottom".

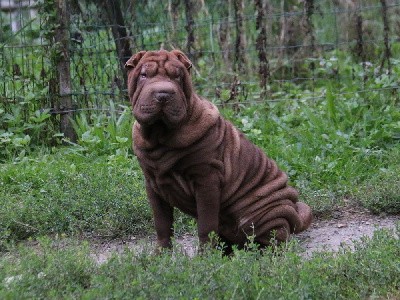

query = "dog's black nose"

[{"left": 155, "top": 92, "right": 172, "bottom": 104}]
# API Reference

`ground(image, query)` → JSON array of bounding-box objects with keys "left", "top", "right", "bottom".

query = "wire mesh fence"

[{"left": 1, "top": 0, "right": 400, "bottom": 133}]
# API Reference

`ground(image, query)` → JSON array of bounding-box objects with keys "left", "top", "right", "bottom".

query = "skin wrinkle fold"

[
  {"left": 255, "top": 218, "right": 291, "bottom": 243},
  {"left": 237, "top": 194, "right": 298, "bottom": 228},
  {"left": 223, "top": 169, "right": 289, "bottom": 214},
  {"left": 125, "top": 50, "right": 312, "bottom": 249}
]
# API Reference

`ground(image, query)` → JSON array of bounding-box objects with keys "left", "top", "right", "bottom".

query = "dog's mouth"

[
  {"left": 140, "top": 119, "right": 177, "bottom": 141},
  {"left": 135, "top": 108, "right": 179, "bottom": 129},
  {"left": 134, "top": 83, "right": 188, "bottom": 128},
  {"left": 150, "top": 115, "right": 175, "bottom": 128},
  {"left": 154, "top": 118, "right": 174, "bottom": 129},
  {"left": 134, "top": 97, "right": 186, "bottom": 128}
]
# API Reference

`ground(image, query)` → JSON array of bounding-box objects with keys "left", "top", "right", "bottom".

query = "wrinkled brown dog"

[{"left": 125, "top": 50, "right": 312, "bottom": 251}]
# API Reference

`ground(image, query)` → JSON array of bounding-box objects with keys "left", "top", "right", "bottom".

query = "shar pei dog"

[{"left": 125, "top": 49, "right": 312, "bottom": 252}]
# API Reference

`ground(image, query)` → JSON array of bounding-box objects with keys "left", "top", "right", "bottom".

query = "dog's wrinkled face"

[{"left": 125, "top": 50, "right": 193, "bottom": 128}]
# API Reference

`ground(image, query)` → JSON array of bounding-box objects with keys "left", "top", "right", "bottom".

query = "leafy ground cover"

[
  {"left": 1, "top": 63, "right": 399, "bottom": 298},
  {"left": 1, "top": 2, "right": 400, "bottom": 296},
  {"left": 1, "top": 91, "right": 398, "bottom": 245},
  {"left": 0, "top": 226, "right": 399, "bottom": 299},
  {"left": 0, "top": 151, "right": 150, "bottom": 246}
]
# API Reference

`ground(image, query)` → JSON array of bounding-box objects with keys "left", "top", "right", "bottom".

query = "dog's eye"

[{"left": 140, "top": 73, "right": 147, "bottom": 79}]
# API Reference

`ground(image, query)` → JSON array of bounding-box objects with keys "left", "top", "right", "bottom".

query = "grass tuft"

[
  {"left": 0, "top": 150, "right": 151, "bottom": 246},
  {"left": 353, "top": 163, "right": 400, "bottom": 214},
  {"left": 0, "top": 226, "right": 399, "bottom": 299}
]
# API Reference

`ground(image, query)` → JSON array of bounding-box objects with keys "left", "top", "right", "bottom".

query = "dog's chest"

[{"left": 151, "top": 169, "right": 197, "bottom": 214}]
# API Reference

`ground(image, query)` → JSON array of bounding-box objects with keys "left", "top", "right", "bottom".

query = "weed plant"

[
  {"left": 226, "top": 89, "right": 399, "bottom": 215},
  {"left": 0, "top": 150, "right": 151, "bottom": 247},
  {"left": 353, "top": 154, "right": 400, "bottom": 214},
  {"left": 1, "top": 4, "right": 399, "bottom": 298},
  {"left": 0, "top": 107, "right": 56, "bottom": 161},
  {"left": 0, "top": 225, "right": 399, "bottom": 299},
  {"left": 70, "top": 101, "right": 133, "bottom": 156},
  {"left": 0, "top": 49, "right": 399, "bottom": 299},
  {"left": 1, "top": 63, "right": 399, "bottom": 243}
]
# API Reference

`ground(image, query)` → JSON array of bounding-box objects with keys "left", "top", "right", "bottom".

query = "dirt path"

[
  {"left": 295, "top": 207, "right": 399, "bottom": 256},
  {"left": 90, "top": 208, "right": 399, "bottom": 264}
]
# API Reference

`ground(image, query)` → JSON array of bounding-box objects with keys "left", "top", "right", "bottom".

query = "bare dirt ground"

[
  {"left": 90, "top": 207, "right": 399, "bottom": 264},
  {"left": 295, "top": 206, "right": 399, "bottom": 257}
]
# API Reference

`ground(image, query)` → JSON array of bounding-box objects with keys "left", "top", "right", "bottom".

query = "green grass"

[
  {"left": 352, "top": 155, "right": 400, "bottom": 215},
  {"left": 0, "top": 150, "right": 151, "bottom": 246},
  {"left": 1, "top": 3, "right": 400, "bottom": 297},
  {"left": 225, "top": 86, "right": 400, "bottom": 216},
  {"left": 0, "top": 64, "right": 399, "bottom": 298},
  {"left": 1, "top": 83, "right": 399, "bottom": 245},
  {"left": 0, "top": 225, "right": 399, "bottom": 299}
]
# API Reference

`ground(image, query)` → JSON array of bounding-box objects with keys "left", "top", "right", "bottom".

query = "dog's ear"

[
  {"left": 171, "top": 50, "right": 192, "bottom": 70},
  {"left": 125, "top": 51, "right": 147, "bottom": 70}
]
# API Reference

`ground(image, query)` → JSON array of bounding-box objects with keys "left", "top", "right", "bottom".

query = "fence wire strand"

[{"left": 1, "top": 0, "right": 400, "bottom": 120}]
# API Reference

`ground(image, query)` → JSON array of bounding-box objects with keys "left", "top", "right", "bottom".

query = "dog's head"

[{"left": 125, "top": 50, "right": 193, "bottom": 128}]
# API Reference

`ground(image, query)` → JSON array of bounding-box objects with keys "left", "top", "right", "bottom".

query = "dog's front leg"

[
  {"left": 146, "top": 182, "right": 174, "bottom": 250},
  {"left": 194, "top": 171, "right": 221, "bottom": 248}
]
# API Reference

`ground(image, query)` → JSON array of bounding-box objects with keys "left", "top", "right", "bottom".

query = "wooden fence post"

[
  {"left": 355, "top": 6, "right": 367, "bottom": 84},
  {"left": 102, "top": 0, "right": 132, "bottom": 88},
  {"left": 55, "top": 0, "right": 76, "bottom": 143},
  {"left": 233, "top": 0, "right": 247, "bottom": 73},
  {"left": 183, "top": 0, "right": 196, "bottom": 61},
  {"left": 255, "top": 0, "right": 270, "bottom": 99},
  {"left": 380, "top": 0, "right": 392, "bottom": 74},
  {"left": 303, "top": 0, "right": 316, "bottom": 84}
]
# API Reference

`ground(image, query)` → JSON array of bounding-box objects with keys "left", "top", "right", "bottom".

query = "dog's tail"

[{"left": 294, "top": 201, "right": 313, "bottom": 233}]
